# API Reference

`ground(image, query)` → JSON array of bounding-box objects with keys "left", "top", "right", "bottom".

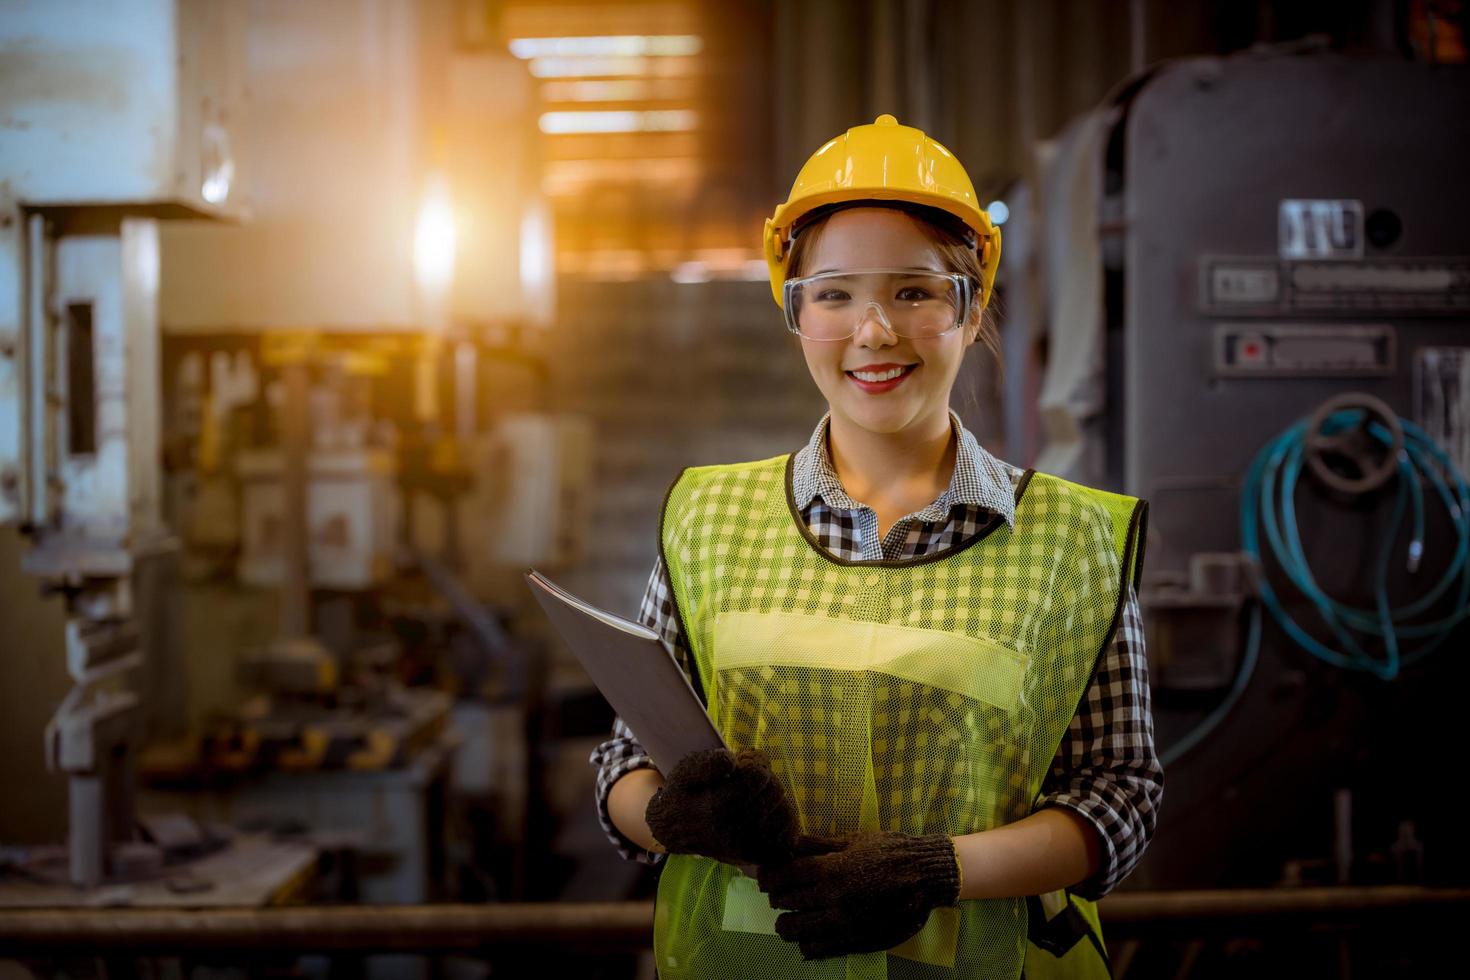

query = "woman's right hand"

[{"left": 645, "top": 747, "right": 799, "bottom": 865}]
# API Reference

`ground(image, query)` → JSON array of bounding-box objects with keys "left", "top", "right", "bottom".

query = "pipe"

[
  {"left": 3, "top": 889, "right": 1469, "bottom": 953},
  {"left": 1097, "top": 886, "right": 1470, "bottom": 927},
  {"left": 0, "top": 902, "right": 655, "bottom": 954}
]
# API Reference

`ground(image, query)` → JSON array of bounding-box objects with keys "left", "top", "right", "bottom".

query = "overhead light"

[
  {"left": 985, "top": 199, "right": 1010, "bottom": 226},
  {"left": 540, "top": 79, "right": 652, "bottom": 102},
  {"left": 538, "top": 78, "right": 698, "bottom": 103},
  {"left": 528, "top": 56, "right": 696, "bottom": 78},
  {"left": 538, "top": 110, "right": 697, "bottom": 134},
  {"left": 509, "top": 35, "right": 702, "bottom": 59},
  {"left": 529, "top": 56, "right": 643, "bottom": 78}
]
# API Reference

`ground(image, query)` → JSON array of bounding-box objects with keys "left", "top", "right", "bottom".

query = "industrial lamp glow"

[{"left": 414, "top": 172, "right": 457, "bottom": 302}]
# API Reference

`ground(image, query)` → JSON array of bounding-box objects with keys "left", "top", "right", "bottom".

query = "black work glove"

[
  {"left": 644, "top": 748, "right": 799, "bottom": 865},
  {"left": 757, "top": 831, "right": 961, "bottom": 960}
]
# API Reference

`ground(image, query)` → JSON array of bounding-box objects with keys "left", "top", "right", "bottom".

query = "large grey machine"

[
  {"left": 0, "top": 0, "right": 245, "bottom": 888},
  {"left": 1038, "top": 49, "right": 1470, "bottom": 891}
]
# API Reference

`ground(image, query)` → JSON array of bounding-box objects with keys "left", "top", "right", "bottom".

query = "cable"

[
  {"left": 1163, "top": 405, "right": 1469, "bottom": 766},
  {"left": 1160, "top": 599, "right": 1261, "bottom": 769},
  {"left": 1241, "top": 408, "right": 1470, "bottom": 681}
]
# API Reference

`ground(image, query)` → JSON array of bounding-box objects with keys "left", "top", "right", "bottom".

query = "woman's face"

[{"left": 795, "top": 207, "right": 976, "bottom": 440}]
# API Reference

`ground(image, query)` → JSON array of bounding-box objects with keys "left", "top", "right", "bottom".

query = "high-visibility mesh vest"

[{"left": 652, "top": 454, "right": 1146, "bottom": 980}]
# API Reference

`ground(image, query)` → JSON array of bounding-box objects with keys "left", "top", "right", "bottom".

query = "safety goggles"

[{"left": 782, "top": 268, "right": 976, "bottom": 342}]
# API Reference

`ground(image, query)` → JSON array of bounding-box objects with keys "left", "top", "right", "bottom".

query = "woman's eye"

[
  {"left": 896, "top": 286, "right": 934, "bottom": 302},
  {"left": 814, "top": 289, "right": 851, "bottom": 302}
]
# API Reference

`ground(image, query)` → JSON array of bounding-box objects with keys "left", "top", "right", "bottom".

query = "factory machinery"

[
  {"left": 1030, "top": 46, "right": 1470, "bottom": 901},
  {"left": 0, "top": 1, "right": 584, "bottom": 932},
  {"left": 0, "top": 0, "right": 265, "bottom": 893}
]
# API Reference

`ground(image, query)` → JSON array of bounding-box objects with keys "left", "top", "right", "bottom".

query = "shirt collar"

[{"left": 791, "top": 410, "right": 1019, "bottom": 528}]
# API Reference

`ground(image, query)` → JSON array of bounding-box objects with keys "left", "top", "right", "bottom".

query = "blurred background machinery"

[
  {"left": 0, "top": 0, "right": 590, "bottom": 939},
  {"left": 0, "top": 0, "right": 256, "bottom": 894},
  {"left": 1126, "top": 53, "right": 1469, "bottom": 894},
  {"left": 2, "top": 2, "right": 1470, "bottom": 979},
  {"left": 1019, "top": 47, "right": 1470, "bottom": 899}
]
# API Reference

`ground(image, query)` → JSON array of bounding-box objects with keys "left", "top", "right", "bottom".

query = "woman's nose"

[{"left": 853, "top": 301, "right": 897, "bottom": 347}]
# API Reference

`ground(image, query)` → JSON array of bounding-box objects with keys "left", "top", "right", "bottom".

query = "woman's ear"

[{"left": 964, "top": 315, "right": 981, "bottom": 347}]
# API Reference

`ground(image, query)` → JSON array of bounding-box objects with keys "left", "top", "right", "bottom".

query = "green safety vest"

[{"left": 654, "top": 453, "right": 1146, "bottom": 980}]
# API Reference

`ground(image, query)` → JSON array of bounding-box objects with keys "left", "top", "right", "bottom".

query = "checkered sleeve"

[
  {"left": 1036, "top": 585, "right": 1163, "bottom": 899},
  {"left": 587, "top": 556, "right": 690, "bottom": 864}
]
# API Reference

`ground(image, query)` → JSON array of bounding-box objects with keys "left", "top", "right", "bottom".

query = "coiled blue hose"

[
  {"left": 1242, "top": 408, "right": 1470, "bottom": 680},
  {"left": 1162, "top": 407, "right": 1470, "bottom": 768}
]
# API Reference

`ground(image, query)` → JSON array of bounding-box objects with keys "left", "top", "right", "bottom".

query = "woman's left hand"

[{"left": 756, "top": 831, "right": 961, "bottom": 960}]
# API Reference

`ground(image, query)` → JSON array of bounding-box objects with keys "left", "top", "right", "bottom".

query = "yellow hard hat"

[{"left": 763, "top": 114, "right": 1001, "bottom": 310}]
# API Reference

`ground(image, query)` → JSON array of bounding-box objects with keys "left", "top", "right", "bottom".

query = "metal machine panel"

[
  {"left": 0, "top": 0, "right": 246, "bottom": 216},
  {"left": 1416, "top": 346, "right": 1470, "bottom": 477},
  {"left": 51, "top": 223, "right": 164, "bottom": 548},
  {"left": 1123, "top": 55, "right": 1470, "bottom": 574},
  {"left": 1118, "top": 53, "right": 1470, "bottom": 894},
  {"left": 1200, "top": 255, "right": 1470, "bottom": 316},
  {"left": 1212, "top": 323, "right": 1395, "bottom": 376},
  {"left": 1, "top": 0, "right": 245, "bottom": 527}
]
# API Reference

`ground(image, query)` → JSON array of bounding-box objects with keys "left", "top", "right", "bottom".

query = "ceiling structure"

[{"left": 489, "top": 1, "right": 773, "bottom": 281}]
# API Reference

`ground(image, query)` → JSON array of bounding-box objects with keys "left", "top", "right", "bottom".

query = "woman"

[{"left": 590, "top": 114, "right": 1162, "bottom": 979}]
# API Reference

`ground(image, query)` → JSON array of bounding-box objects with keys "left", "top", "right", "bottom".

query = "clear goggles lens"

[{"left": 783, "top": 269, "right": 974, "bottom": 341}]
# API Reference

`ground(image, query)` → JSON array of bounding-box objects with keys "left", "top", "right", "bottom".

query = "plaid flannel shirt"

[{"left": 589, "top": 411, "right": 1162, "bottom": 899}]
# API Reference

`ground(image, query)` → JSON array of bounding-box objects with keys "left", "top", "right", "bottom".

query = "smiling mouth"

[{"left": 846, "top": 364, "right": 918, "bottom": 383}]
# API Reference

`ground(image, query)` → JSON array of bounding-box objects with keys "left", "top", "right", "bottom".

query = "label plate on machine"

[
  {"left": 1200, "top": 257, "right": 1470, "bottom": 315},
  {"left": 1214, "top": 323, "right": 1395, "bottom": 376},
  {"left": 1278, "top": 199, "right": 1364, "bottom": 260}
]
